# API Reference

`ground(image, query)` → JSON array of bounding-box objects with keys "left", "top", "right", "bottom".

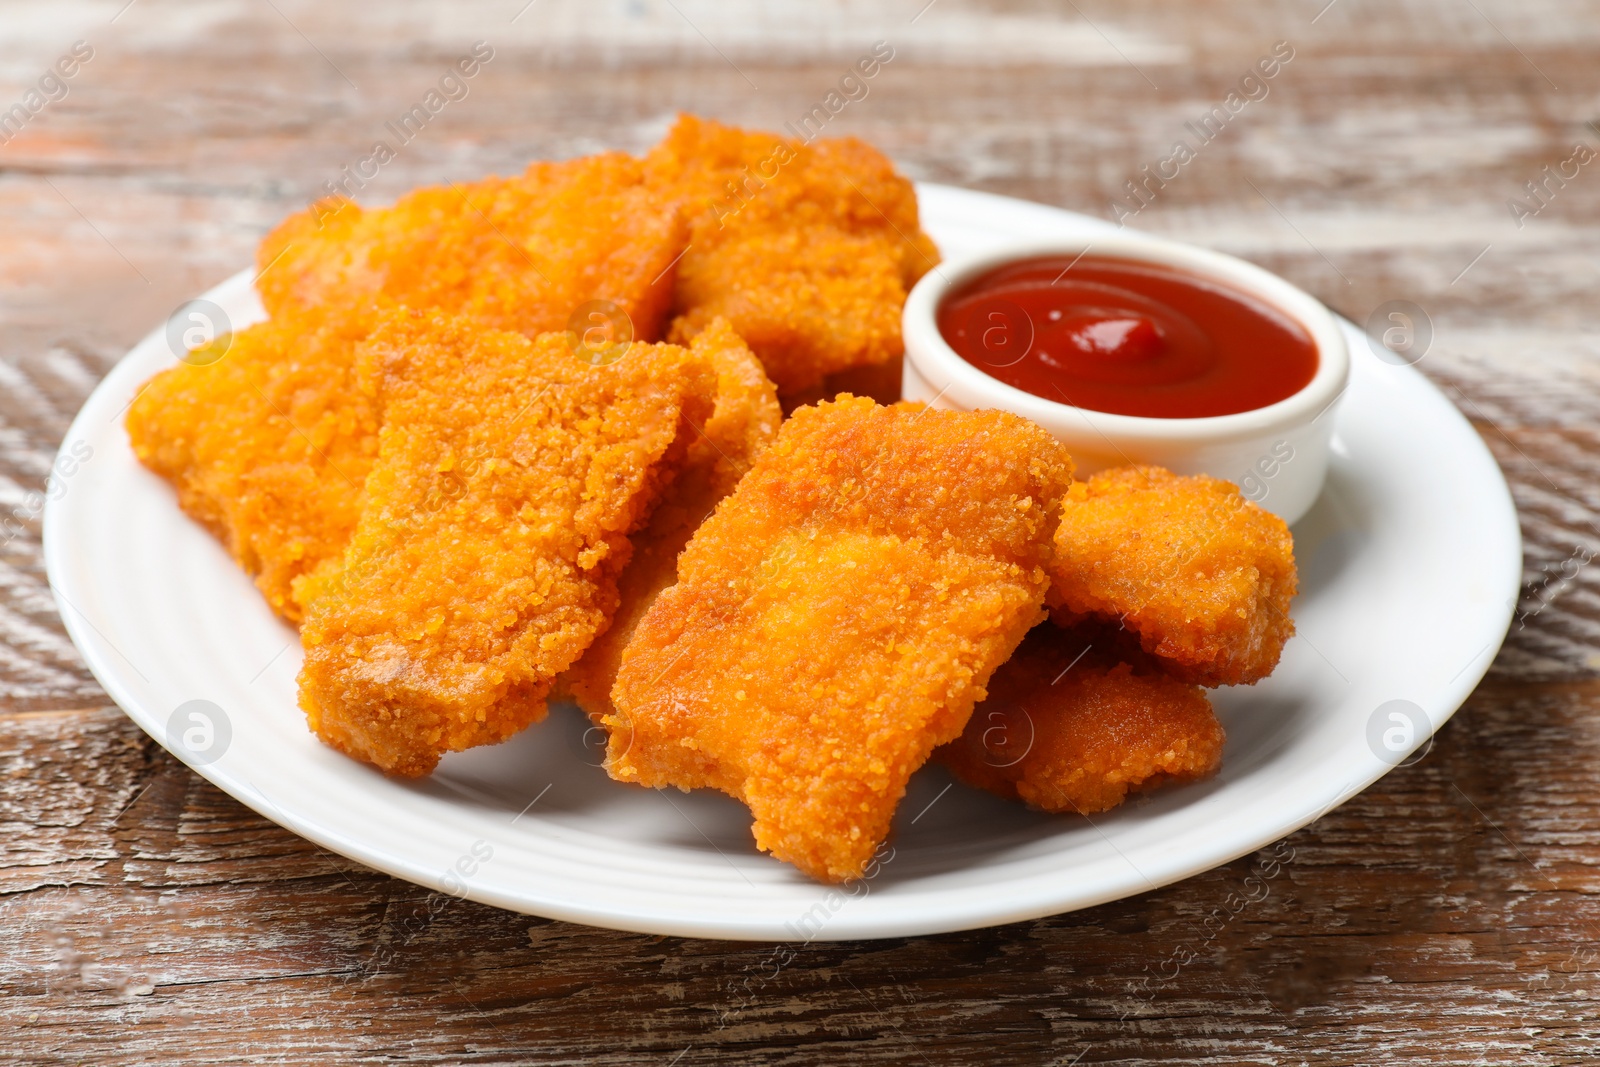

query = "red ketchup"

[{"left": 936, "top": 256, "right": 1318, "bottom": 418}]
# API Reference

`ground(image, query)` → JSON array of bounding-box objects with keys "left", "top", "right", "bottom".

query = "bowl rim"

[{"left": 901, "top": 232, "right": 1351, "bottom": 445}]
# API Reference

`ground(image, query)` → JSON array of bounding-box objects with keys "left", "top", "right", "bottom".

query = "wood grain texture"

[{"left": 3, "top": 0, "right": 1599, "bottom": 1063}]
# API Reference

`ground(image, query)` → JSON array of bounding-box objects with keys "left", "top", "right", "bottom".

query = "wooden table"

[{"left": 3, "top": 1, "right": 1596, "bottom": 1062}]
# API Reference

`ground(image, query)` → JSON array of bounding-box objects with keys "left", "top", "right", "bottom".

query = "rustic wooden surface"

[{"left": 4, "top": 0, "right": 1599, "bottom": 1063}]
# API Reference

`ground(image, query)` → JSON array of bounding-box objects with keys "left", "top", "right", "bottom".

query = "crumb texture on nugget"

[
  {"left": 296, "top": 309, "right": 725, "bottom": 778},
  {"left": 125, "top": 305, "right": 382, "bottom": 623},
  {"left": 608, "top": 396, "right": 1074, "bottom": 882},
  {"left": 556, "top": 318, "right": 781, "bottom": 721},
  {"left": 938, "top": 626, "right": 1224, "bottom": 813},
  {"left": 646, "top": 114, "right": 940, "bottom": 396},
  {"left": 132, "top": 154, "right": 694, "bottom": 627},
  {"left": 1049, "top": 465, "right": 1297, "bottom": 687},
  {"left": 257, "top": 152, "right": 685, "bottom": 342}
]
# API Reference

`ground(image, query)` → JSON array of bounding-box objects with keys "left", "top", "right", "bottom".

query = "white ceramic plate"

[{"left": 44, "top": 184, "right": 1521, "bottom": 941}]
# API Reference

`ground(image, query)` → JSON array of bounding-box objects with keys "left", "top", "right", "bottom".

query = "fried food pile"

[
  {"left": 607, "top": 397, "right": 1075, "bottom": 882},
  {"left": 128, "top": 152, "right": 697, "bottom": 626},
  {"left": 608, "top": 426, "right": 1293, "bottom": 878},
  {"left": 296, "top": 311, "right": 770, "bottom": 776},
  {"left": 932, "top": 470, "right": 1295, "bottom": 820},
  {"left": 130, "top": 113, "right": 931, "bottom": 621},
  {"left": 128, "top": 113, "right": 1300, "bottom": 883}
]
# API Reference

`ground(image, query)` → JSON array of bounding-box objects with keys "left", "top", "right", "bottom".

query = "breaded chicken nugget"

[
  {"left": 938, "top": 626, "right": 1224, "bottom": 813},
  {"left": 645, "top": 114, "right": 940, "bottom": 396},
  {"left": 125, "top": 305, "right": 381, "bottom": 622},
  {"left": 257, "top": 152, "right": 684, "bottom": 341},
  {"left": 556, "top": 318, "right": 781, "bottom": 721},
  {"left": 130, "top": 155, "right": 689, "bottom": 625},
  {"left": 607, "top": 397, "right": 1075, "bottom": 882},
  {"left": 1049, "top": 466, "right": 1297, "bottom": 687},
  {"left": 296, "top": 309, "right": 726, "bottom": 777}
]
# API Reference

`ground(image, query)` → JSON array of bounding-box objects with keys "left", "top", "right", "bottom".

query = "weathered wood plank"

[
  {"left": 4, "top": 681, "right": 1600, "bottom": 1064},
  {"left": 4, "top": 0, "right": 1600, "bottom": 1061}
]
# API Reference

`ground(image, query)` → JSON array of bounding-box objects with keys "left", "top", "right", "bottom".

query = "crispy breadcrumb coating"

[
  {"left": 1049, "top": 466, "right": 1297, "bottom": 687},
  {"left": 296, "top": 309, "right": 726, "bottom": 777},
  {"left": 130, "top": 154, "right": 691, "bottom": 625},
  {"left": 257, "top": 152, "right": 684, "bottom": 341},
  {"left": 556, "top": 318, "right": 781, "bottom": 721},
  {"left": 938, "top": 626, "right": 1224, "bottom": 813},
  {"left": 125, "top": 306, "right": 381, "bottom": 622},
  {"left": 646, "top": 114, "right": 940, "bottom": 396},
  {"left": 607, "top": 396, "right": 1074, "bottom": 882}
]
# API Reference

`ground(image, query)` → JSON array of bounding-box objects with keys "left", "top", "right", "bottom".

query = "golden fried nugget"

[
  {"left": 608, "top": 397, "right": 1074, "bottom": 882},
  {"left": 130, "top": 154, "right": 689, "bottom": 624},
  {"left": 646, "top": 114, "right": 940, "bottom": 396},
  {"left": 296, "top": 309, "right": 727, "bottom": 777},
  {"left": 125, "top": 306, "right": 381, "bottom": 622},
  {"left": 258, "top": 152, "right": 684, "bottom": 341},
  {"left": 555, "top": 318, "right": 781, "bottom": 721},
  {"left": 1049, "top": 466, "right": 1297, "bottom": 687},
  {"left": 938, "top": 626, "right": 1224, "bottom": 813}
]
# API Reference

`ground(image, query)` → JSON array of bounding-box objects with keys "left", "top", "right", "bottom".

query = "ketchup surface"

[{"left": 937, "top": 256, "right": 1318, "bottom": 418}]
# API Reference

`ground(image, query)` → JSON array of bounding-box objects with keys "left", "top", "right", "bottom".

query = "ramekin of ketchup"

[{"left": 901, "top": 234, "right": 1350, "bottom": 525}]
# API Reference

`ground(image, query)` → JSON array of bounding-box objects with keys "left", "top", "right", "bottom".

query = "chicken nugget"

[
  {"left": 1049, "top": 466, "right": 1297, "bottom": 687},
  {"left": 130, "top": 154, "right": 689, "bottom": 624},
  {"left": 296, "top": 309, "right": 726, "bottom": 777},
  {"left": 125, "top": 305, "right": 381, "bottom": 622},
  {"left": 646, "top": 114, "right": 940, "bottom": 396},
  {"left": 556, "top": 318, "right": 781, "bottom": 721},
  {"left": 607, "top": 396, "right": 1074, "bottom": 882},
  {"left": 257, "top": 151, "right": 684, "bottom": 341},
  {"left": 938, "top": 626, "right": 1224, "bottom": 813}
]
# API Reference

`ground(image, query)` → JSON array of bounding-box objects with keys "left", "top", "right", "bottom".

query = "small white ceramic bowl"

[{"left": 901, "top": 234, "right": 1350, "bottom": 525}]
